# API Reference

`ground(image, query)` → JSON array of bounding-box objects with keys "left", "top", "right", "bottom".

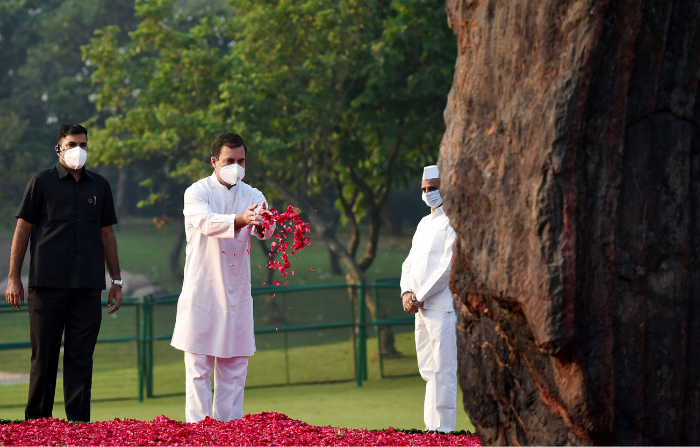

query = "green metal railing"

[
  {"left": 371, "top": 279, "right": 415, "bottom": 378},
  {"left": 0, "top": 280, "right": 415, "bottom": 407}
]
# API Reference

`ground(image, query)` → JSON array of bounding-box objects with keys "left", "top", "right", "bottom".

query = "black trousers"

[{"left": 25, "top": 287, "right": 102, "bottom": 422}]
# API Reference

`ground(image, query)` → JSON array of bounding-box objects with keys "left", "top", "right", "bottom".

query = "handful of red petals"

[{"left": 259, "top": 205, "right": 312, "bottom": 282}]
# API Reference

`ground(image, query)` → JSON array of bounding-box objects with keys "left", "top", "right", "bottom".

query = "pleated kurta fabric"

[{"left": 171, "top": 173, "right": 273, "bottom": 358}]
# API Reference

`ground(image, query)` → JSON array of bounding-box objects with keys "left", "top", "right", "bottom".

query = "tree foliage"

[
  {"left": 85, "top": 0, "right": 456, "bottom": 282},
  {"left": 0, "top": 0, "right": 137, "bottom": 225},
  {"left": 85, "top": 0, "right": 234, "bottom": 207}
]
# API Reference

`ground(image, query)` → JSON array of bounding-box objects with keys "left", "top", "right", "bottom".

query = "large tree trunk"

[
  {"left": 441, "top": 1, "right": 700, "bottom": 445},
  {"left": 114, "top": 168, "right": 128, "bottom": 217},
  {"left": 328, "top": 248, "right": 342, "bottom": 275},
  {"left": 169, "top": 226, "right": 186, "bottom": 282},
  {"left": 381, "top": 198, "right": 403, "bottom": 236}
]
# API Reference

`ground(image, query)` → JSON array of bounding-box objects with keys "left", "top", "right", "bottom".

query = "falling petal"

[
  {"left": 262, "top": 283, "right": 266, "bottom": 286},
  {"left": 289, "top": 307, "right": 292, "bottom": 310},
  {"left": 291, "top": 271, "right": 295, "bottom": 275},
  {"left": 311, "top": 268, "right": 314, "bottom": 271},
  {"left": 221, "top": 251, "right": 226, "bottom": 254},
  {"left": 271, "top": 294, "right": 276, "bottom": 298},
  {"left": 259, "top": 265, "right": 262, "bottom": 269},
  {"left": 229, "top": 264, "right": 235, "bottom": 266},
  {"left": 276, "top": 328, "right": 279, "bottom": 332},
  {"left": 273, "top": 280, "right": 280, "bottom": 286}
]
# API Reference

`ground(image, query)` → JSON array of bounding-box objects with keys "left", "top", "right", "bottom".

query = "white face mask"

[
  {"left": 217, "top": 161, "right": 245, "bottom": 185},
  {"left": 59, "top": 147, "right": 88, "bottom": 170},
  {"left": 422, "top": 189, "right": 442, "bottom": 208}
]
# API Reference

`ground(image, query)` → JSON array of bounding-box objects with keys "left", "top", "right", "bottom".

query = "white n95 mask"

[
  {"left": 218, "top": 162, "right": 245, "bottom": 185},
  {"left": 59, "top": 147, "right": 88, "bottom": 170},
  {"left": 422, "top": 189, "right": 442, "bottom": 208}
]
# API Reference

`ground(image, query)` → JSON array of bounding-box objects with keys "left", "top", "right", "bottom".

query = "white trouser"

[
  {"left": 415, "top": 308, "right": 458, "bottom": 432},
  {"left": 184, "top": 352, "right": 249, "bottom": 423}
]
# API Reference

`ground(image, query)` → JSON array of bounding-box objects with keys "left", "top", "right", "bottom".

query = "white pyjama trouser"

[
  {"left": 184, "top": 352, "right": 249, "bottom": 423},
  {"left": 415, "top": 308, "right": 458, "bottom": 432}
]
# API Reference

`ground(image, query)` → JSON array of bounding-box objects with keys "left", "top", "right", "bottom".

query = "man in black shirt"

[{"left": 4, "top": 124, "right": 123, "bottom": 422}]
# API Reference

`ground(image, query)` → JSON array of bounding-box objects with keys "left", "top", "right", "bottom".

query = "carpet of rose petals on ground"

[{"left": 0, "top": 412, "right": 480, "bottom": 446}]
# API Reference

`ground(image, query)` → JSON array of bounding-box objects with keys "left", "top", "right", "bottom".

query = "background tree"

[
  {"left": 0, "top": 0, "right": 137, "bottom": 226},
  {"left": 215, "top": 0, "right": 455, "bottom": 355},
  {"left": 84, "top": 0, "right": 236, "bottom": 279},
  {"left": 84, "top": 0, "right": 455, "bottom": 346},
  {"left": 219, "top": 0, "right": 455, "bottom": 291}
]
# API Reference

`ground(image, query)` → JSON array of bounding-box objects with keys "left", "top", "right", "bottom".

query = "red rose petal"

[{"left": 0, "top": 413, "right": 481, "bottom": 446}]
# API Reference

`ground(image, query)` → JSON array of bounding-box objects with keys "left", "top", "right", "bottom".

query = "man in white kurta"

[
  {"left": 400, "top": 165, "right": 457, "bottom": 433},
  {"left": 171, "top": 132, "right": 273, "bottom": 423}
]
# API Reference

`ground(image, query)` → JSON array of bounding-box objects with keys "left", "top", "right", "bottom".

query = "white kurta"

[
  {"left": 400, "top": 205, "right": 456, "bottom": 312},
  {"left": 171, "top": 173, "right": 273, "bottom": 358},
  {"left": 400, "top": 205, "right": 458, "bottom": 432}
]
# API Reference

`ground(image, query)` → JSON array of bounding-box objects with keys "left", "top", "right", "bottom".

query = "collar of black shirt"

[{"left": 56, "top": 162, "right": 93, "bottom": 180}]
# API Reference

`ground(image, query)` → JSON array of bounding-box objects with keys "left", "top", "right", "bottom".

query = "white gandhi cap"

[{"left": 422, "top": 165, "right": 439, "bottom": 180}]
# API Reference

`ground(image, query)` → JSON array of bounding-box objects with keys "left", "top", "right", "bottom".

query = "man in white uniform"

[
  {"left": 171, "top": 132, "right": 274, "bottom": 423},
  {"left": 400, "top": 165, "right": 457, "bottom": 433}
]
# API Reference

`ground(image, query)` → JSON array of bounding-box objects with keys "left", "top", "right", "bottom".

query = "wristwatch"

[{"left": 111, "top": 279, "right": 124, "bottom": 288}]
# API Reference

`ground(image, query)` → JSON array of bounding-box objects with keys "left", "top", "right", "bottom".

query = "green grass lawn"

[
  {"left": 80, "top": 376, "right": 475, "bottom": 432},
  {"left": 0, "top": 218, "right": 477, "bottom": 432},
  {"left": 0, "top": 332, "right": 419, "bottom": 407},
  {"left": 0, "top": 378, "right": 474, "bottom": 433},
  {"left": 0, "top": 332, "right": 474, "bottom": 432}
]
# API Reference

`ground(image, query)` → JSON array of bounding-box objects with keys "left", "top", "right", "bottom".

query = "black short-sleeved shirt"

[{"left": 16, "top": 163, "right": 118, "bottom": 289}]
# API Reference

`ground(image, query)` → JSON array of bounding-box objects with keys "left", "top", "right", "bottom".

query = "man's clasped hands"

[{"left": 402, "top": 291, "right": 423, "bottom": 314}]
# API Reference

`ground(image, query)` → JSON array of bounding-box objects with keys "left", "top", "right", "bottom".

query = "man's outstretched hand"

[
  {"left": 253, "top": 202, "right": 270, "bottom": 236},
  {"left": 235, "top": 203, "right": 263, "bottom": 229}
]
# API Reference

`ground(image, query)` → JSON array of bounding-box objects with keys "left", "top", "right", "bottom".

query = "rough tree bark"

[{"left": 440, "top": 1, "right": 700, "bottom": 445}]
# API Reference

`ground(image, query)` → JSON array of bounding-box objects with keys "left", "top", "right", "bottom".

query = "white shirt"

[
  {"left": 400, "top": 205, "right": 456, "bottom": 313},
  {"left": 171, "top": 173, "right": 273, "bottom": 357}
]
